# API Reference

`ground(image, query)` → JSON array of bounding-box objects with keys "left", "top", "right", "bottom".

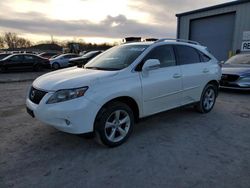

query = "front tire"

[
  {"left": 196, "top": 84, "right": 217, "bottom": 113},
  {"left": 94, "top": 102, "right": 134, "bottom": 147}
]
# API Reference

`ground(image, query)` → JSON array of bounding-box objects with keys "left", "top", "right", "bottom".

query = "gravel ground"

[{"left": 0, "top": 81, "right": 250, "bottom": 188}]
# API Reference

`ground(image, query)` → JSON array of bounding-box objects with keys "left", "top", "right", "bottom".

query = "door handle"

[
  {"left": 203, "top": 68, "right": 209, "bottom": 73},
  {"left": 173, "top": 73, "right": 182, "bottom": 79}
]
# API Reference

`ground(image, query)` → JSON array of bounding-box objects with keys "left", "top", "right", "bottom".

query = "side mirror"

[{"left": 142, "top": 59, "right": 160, "bottom": 71}]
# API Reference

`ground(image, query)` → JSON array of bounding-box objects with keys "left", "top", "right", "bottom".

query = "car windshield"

[
  {"left": 2, "top": 54, "right": 14, "bottom": 60},
  {"left": 85, "top": 44, "right": 149, "bottom": 70},
  {"left": 225, "top": 54, "right": 250, "bottom": 65}
]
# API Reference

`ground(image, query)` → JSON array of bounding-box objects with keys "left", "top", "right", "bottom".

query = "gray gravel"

[{"left": 0, "top": 81, "right": 250, "bottom": 188}]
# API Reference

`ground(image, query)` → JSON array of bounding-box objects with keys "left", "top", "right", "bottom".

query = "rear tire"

[
  {"left": 94, "top": 102, "right": 134, "bottom": 147},
  {"left": 52, "top": 62, "right": 60, "bottom": 70},
  {"left": 195, "top": 84, "right": 217, "bottom": 113}
]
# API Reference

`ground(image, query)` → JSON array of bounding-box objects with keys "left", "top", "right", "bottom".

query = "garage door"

[{"left": 189, "top": 13, "right": 235, "bottom": 61}]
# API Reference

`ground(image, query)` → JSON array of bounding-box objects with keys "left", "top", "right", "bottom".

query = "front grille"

[
  {"left": 221, "top": 74, "right": 239, "bottom": 82},
  {"left": 29, "top": 87, "right": 47, "bottom": 104}
]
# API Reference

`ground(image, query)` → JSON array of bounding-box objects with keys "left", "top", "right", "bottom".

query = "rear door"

[
  {"left": 24, "top": 55, "right": 37, "bottom": 67},
  {"left": 140, "top": 45, "right": 183, "bottom": 116},
  {"left": 174, "top": 45, "right": 211, "bottom": 105}
]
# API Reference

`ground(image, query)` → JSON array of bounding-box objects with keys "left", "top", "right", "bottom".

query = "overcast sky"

[{"left": 0, "top": 0, "right": 235, "bottom": 43}]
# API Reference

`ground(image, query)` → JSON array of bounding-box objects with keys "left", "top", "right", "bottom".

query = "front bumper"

[
  {"left": 220, "top": 75, "right": 250, "bottom": 90},
  {"left": 26, "top": 92, "right": 101, "bottom": 134}
]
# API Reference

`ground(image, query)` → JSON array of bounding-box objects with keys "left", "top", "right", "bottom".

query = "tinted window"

[
  {"left": 63, "top": 55, "right": 70, "bottom": 58},
  {"left": 199, "top": 51, "right": 211, "bottom": 62},
  {"left": 10, "top": 55, "right": 22, "bottom": 62},
  {"left": 144, "top": 45, "right": 176, "bottom": 68},
  {"left": 175, "top": 45, "right": 201, "bottom": 65},
  {"left": 24, "top": 55, "right": 35, "bottom": 60}
]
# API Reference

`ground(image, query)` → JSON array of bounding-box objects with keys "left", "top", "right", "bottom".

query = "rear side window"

[
  {"left": 198, "top": 51, "right": 211, "bottom": 62},
  {"left": 24, "top": 55, "right": 35, "bottom": 60},
  {"left": 175, "top": 45, "right": 201, "bottom": 65},
  {"left": 144, "top": 45, "right": 176, "bottom": 68}
]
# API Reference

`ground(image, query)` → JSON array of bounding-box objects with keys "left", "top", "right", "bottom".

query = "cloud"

[
  {"left": 0, "top": 0, "right": 232, "bottom": 40},
  {"left": 129, "top": 0, "right": 231, "bottom": 25},
  {"left": 0, "top": 12, "right": 175, "bottom": 38}
]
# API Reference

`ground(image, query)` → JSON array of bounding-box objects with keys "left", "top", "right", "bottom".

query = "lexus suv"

[{"left": 26, "top": 39, "right": 221, "bottom": 147}]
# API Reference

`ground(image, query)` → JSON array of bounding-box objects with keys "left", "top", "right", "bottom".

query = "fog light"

[{"left": 65, "top": 119, "right": 71, "bottom": 126}]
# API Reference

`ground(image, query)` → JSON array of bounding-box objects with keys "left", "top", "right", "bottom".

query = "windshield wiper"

[{"left": 85, "top": 67, "right": 120, "bottom": 71}]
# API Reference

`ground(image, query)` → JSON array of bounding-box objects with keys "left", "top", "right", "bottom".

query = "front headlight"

[{"left": 47, "top": 87, "right": 88, "bottom": 104}]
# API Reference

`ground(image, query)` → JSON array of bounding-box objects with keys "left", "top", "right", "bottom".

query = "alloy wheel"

[
  {"left": 104, "top": 110, "right": 131, "bottom": 143},
  {"left": 203, "top": 88, "right": 215, "bottom": 111}
]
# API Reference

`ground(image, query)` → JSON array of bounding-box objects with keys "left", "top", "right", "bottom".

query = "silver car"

[
  {"left": 220, "top": 53, "right": 250, "bottom": 90},
  {"left": 50, "top": 53, "right": 79, "bottom": 69}
]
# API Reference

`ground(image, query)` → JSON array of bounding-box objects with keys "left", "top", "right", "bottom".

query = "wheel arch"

[
  {"left": 206, "top": 80, "right": 219, "bottom": 96},
  {"left": 95, "top": 96, "right": 140, "bottom": 124}
]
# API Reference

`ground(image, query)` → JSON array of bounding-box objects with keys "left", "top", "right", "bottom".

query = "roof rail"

[{"left": 155, "top": 38, "right": 200, "bottom": 45}]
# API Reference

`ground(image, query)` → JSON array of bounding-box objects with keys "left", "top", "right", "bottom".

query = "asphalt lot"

[{"left": 0, "top": 79, "right": 250, "bottom": 188}]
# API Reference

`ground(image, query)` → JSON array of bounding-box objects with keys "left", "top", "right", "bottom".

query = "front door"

[{"left": 140, "top": 45, "right": 182, "bottom": 116}]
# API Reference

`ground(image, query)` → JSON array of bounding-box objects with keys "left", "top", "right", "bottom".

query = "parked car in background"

[
  {"left": 220, "top": 53, "right": 250, "bottom": 90},
  {"left": 26, "top": 39, "right": 221, "bottom": 147},
  {"left": 39, "top": 52, "right": 60, "bottom": 59},
  {"left": 50, "top": 54, "right": 61, "bottom": 59},
  {"left": 0, "top": 53, "right": 12, "bottom": 60},
  {"left": 68, "top": 50, "right": 103, "bottom": 67},
  {"left": 0, "top": 54, "right": 50, "bottom": 72},
  {"left": 50, "top": 53, "right": 80, "bottom": 69}
]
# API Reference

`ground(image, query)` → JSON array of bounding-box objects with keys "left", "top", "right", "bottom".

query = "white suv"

[{"left": 26, "top": 39, "right": 221, "bottom": 147}]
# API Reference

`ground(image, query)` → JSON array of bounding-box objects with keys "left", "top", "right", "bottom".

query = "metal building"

[{"left": 176, "top": 0, "right": 250, "bottom": 61}]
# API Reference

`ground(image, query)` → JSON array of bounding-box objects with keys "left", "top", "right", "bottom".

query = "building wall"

[{"left": 178, "top": 2, "right": 250, "bottom": 53}]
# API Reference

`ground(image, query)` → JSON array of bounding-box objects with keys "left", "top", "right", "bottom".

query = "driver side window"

[{"left": 144, "top": 45, "right": 176, "bottom": 68}]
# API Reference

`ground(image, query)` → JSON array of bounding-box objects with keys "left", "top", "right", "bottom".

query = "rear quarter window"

[
  {"left": 198, "top": 51, "right": 211, "bottom": 62},
  {"left": 175, "top": 45, "right": 201, "bottom": 65}
]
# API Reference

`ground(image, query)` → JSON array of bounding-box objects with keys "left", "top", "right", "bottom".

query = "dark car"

[
  {"left": 68, "top": 51, "right": 103, "bottom": 67},
  {"left": 220, "top": 53, "right": 250, "bottom": 90},
  {"left": 0, "top": 54, "right": 50, "bottom": 72},
  {"left": 0, "top": 53, "right": 12, "bottom": 60},
  {"left": 39, "top": 52, "right": 60, "bottom": 59}
]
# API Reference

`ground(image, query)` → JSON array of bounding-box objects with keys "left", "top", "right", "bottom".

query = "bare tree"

[
  {"left": 3, "top": 32, "right": 32, "bottom": 49},
  {"left": 0, "top": 36, "right": 4, "bottom": 49},
  {"left": 3, "top": 32, "right": 18, "bottom": 49},
  {"left": 16, "top": 37, "right": 31, "bottom": 48}
]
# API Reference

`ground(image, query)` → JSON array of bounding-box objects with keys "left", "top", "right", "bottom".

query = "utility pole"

[{"left": 51, "top": 35, "right": 54, "bottom": 44}]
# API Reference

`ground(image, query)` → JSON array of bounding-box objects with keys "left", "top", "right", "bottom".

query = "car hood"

[
  {"left": 33, "top": 67, "right": 118, "bottom": 91},
  {"left": 222, "top": 64, "right": 250, "bottom": 75}
]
